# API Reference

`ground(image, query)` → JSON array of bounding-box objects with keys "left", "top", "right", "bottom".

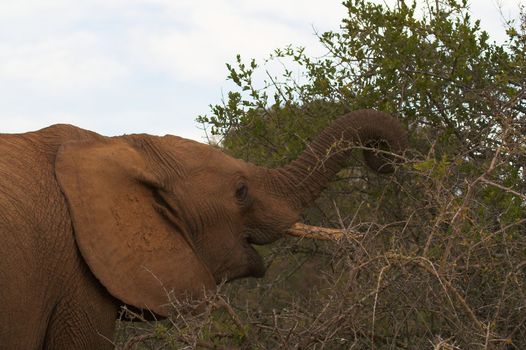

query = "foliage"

[{"left": 120, "top": 1, "right": 525, "bottom": 349}]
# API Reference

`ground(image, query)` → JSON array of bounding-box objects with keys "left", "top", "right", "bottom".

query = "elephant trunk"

[{"left": 269, "top": 109, "right": 408, "bottom": 210}]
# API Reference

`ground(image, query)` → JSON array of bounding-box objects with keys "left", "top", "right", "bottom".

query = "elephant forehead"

[
  {"left": 156, "top": 135, "right": 252, "bottom": 176},
  {"left": 189, "top": 154, "right": 248, "bottom": 178}
]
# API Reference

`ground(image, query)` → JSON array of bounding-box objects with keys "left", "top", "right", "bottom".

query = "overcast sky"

[{"left": 1, "top": 0, "right": 523, "bottom": 142}]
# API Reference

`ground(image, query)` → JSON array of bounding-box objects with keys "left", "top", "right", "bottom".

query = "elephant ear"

[{"left": 55, "top": 137, "right": 215, "bottom": 316}]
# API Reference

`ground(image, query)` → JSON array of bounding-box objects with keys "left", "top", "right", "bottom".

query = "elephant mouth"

[
  {"left": 243, "top": 237, "right": 266, "bottom": 278},
  {"left": 244, "top": 227, "right": 283, "bottom": 245},
  {"left": 236, "top": 227, "right": 287, "bottom": 279}
]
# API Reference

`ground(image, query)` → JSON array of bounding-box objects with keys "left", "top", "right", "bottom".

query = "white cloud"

[
  {"left": 1, "top": 113, "right": 84, "bottom": 134},
  {"left": 0, "top": 0, "right": 341, "bottom": 89},
  {"left": 0, "top": 0, "right": 70, "bottom": 19},
  {"left": 128, "top": 0, "right": 341, "bottom": 83},
  {"left": 0, "top": 32, "right": 130, "bottom": 92}
]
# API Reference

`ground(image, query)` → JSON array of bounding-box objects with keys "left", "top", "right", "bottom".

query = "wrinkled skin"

[{"left": 0, "top": 110, "right": 406, "bottom": 349}]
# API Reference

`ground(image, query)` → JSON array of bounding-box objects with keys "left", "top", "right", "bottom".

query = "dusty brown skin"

[{"left": 0, "top": 110, "right": 406, "bottom": 349}]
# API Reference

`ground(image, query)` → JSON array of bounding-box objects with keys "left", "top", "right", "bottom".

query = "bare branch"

[{"left": 286, "top": 222, "right": 361, "bottom": 240}]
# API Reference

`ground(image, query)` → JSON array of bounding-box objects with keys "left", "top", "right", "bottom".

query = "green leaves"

[{"left": 413, "top": 155, "right": 450, "bottom": 179}]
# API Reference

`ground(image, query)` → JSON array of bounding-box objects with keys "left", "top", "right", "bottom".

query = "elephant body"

[
  {"left": 0, "top": 111, "right": 407, "bottom": 349},
  {"left": 0, "top": 126, "right": 117, "bottom": 349}
]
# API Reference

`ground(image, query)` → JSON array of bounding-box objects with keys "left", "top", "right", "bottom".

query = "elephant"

[{"left": 0, "top": 109, "right": 407, "bottom": 349}]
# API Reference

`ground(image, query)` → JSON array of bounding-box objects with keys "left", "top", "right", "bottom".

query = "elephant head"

[{"left": 55, "top": 109, "right": 407, "bottom": 316}]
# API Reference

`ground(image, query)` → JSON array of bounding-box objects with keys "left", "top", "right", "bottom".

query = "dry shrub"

[{"left": 114, "top": 111, "right": 525, "bottom": 349}]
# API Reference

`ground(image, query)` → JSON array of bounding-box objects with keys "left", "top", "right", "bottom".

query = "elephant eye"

[{"left": 235, "top": 183, "right": 249, "bottom": 203}]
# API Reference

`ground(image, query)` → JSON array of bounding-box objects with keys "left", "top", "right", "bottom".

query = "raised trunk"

[{"left": 269, "top": 109, "right": 407, "bottom": 210}]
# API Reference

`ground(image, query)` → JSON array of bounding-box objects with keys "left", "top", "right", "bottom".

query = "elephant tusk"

[{"left": 285, "top": 223, "right": 362, "bottom": 241}]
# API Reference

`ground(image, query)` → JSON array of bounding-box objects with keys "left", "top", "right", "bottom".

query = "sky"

[{"left": 1, "top": 0, "right": 524, "bottom": 142}]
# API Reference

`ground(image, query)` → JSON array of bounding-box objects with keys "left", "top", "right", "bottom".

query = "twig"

[
  {"left": 286, "top": 222, "right": 361, "bottom": 240},
  {"left": 479, "top": 177, "right": 526, "bottom": 201},
  {"left": 215, "top": 297, "right": 247, "bottom": 338},
  {"left": 371, "top": 264, "right": 390, "bottom": 350},
  {"left": 119, "top": 334, "right": 158, "bottom": 350}
]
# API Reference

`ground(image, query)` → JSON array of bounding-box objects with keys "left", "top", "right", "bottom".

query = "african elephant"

[{"left": 0, "top": 109, "right": 406, "bottom": 349}]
